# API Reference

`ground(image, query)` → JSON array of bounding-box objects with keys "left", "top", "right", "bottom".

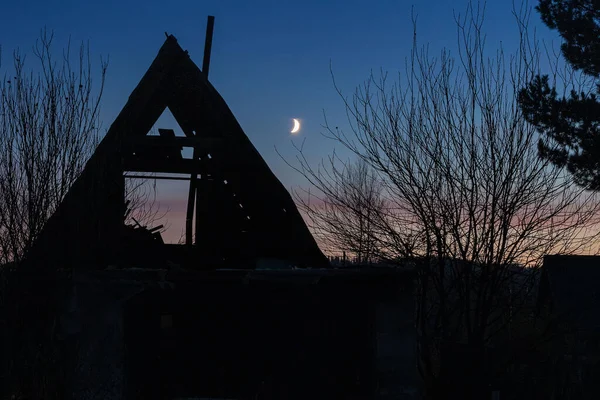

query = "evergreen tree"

[{"left": 518, "top": 0, "right": 600, "bottom": 189}]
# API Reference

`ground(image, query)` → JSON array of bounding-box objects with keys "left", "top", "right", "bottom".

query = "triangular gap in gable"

[
  {"left": 148, "top": 107, "right": 195, "bottom": 160},
  {"left": 148, "top": 107, "right": 187, "bottom": 137}
]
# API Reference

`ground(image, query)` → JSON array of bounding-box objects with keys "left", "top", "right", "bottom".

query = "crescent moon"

[{"left": 291, "top": 118, "right": 300, "bottom": 134}]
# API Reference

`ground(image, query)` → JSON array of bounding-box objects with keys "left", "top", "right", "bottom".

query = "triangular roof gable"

[{"left": 26, "top": 35, "right": 328, "bottom": 269}]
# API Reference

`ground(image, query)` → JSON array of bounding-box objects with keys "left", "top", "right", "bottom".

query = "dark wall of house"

[
  {"left": 0, "top": 269, "right": 72, "bottom": 399},
  {"left": 124, "top": 281, "right": 376, "bottom": 399},
  {"left": 17, "top": 268, "right": 418, "bottom": 400},
  {"left": 375, "top": 281, "right": 418, "bottom": 399}
]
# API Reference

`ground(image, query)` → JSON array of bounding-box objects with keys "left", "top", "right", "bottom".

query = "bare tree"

[
  {"left": 0, "top": 30, "right": 107, "bottom": 264},
  {"left": 0, "top": 32, "right": 169, "bottom": 265},
  {"left": 293, "top": 158, "right": 387, "bottom": 264},
  {"left": 291, "top": 2, "right": 600, "bottom": 398},
  {"left": 124, "top": 174, "right": 170, "bottom": 232}
]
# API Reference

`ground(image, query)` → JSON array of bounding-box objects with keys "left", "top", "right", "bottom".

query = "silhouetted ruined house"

[
  {"left": 2, "top": 31, "right": 418, "bottom": 400},
  {"left": 24, "top": 32, "right": 327, "bottom": 271}
]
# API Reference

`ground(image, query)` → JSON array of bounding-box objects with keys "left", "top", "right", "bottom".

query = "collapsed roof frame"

[{"left": 25, "top": 18, "right": 328, "bottom": 270}]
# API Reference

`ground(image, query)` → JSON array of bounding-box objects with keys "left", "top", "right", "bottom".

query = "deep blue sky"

[{"left": 0, "top": 0, "right": 561, "bottom": 241}]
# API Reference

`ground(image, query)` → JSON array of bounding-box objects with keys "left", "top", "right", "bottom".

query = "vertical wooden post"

[
  {"left": 195, "top": 161, "right": 208, "bottom": 251},
  {"left": 202, "top": 16, "right": 215, "bottom": 77},
  {"left": 185, "top": 15, "right": 215, "bottom": 246},
  {"left": 184, "top": 160, "right": 197, "bottom": 246}
]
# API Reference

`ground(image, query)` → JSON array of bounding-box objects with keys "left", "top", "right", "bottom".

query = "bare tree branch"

[
  {"left": 0, "top": 29, "right": 107, "bottom": 264},
  {"left": 288, "top": 1, "right": 600, "bottom": 397}
]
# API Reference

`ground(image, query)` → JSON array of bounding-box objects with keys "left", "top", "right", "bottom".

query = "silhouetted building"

[
  {"left": 23, "top": 33, "right": 328, "bottom": 271},
  {"left": 1, "top": 33, "right": 419, "bottom": 400},
  {"left": 3, "top": 266, "right": 418, "bottom": 400}
]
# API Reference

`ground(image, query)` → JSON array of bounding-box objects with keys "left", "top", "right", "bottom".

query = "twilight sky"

[{"left": 0, "top": 0, "right": 561, "bottom": 242}]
